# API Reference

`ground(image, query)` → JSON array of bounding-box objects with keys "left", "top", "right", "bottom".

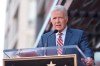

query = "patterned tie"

[{"left": 57, "top": 33, "right": 64, "bottom": 55}]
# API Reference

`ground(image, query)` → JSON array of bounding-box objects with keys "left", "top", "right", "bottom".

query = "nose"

[{"left": 56, "top": 18, "right": 60, "bottom": 23}]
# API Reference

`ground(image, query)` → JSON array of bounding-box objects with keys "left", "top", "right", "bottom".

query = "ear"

[
  {"left": 65, "top": 16, "right": 68, "bottom": 22},
  {"left": 50, "top": 18, "right": 52, "bottom": 23}
]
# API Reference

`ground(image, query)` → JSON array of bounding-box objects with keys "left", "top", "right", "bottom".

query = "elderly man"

[{"left": 37, "top": 5, "right": 94, "bottom": 66}]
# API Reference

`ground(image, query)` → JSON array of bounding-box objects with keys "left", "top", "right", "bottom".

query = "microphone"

[
  {"left": 54, "top": 30, "right": 58, "bottom": 33},
  {"left": 44, "top": 30, "right": 58, "bottom": 56}
]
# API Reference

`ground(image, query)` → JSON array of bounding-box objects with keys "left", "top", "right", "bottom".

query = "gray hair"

[{"left": 52, "top": 5, "right": 68, "bottom": 16}]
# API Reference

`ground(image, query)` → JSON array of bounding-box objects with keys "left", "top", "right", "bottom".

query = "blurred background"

[
  {"left": 3, "top": 0, "right": 100, "bottom": 66},
  {"left": 0, "top": 0, "right": 6, "bottom": 66}
]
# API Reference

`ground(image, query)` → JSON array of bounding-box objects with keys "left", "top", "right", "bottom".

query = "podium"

[{"left": 3, "top": 45, "right": 87, "bottom": 66}]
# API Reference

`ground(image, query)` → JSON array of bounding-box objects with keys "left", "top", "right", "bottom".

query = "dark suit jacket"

[{"left": 37, "top": 28, "right": 94, "bottom": 66}]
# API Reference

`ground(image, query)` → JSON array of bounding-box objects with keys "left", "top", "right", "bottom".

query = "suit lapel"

[
  {"left": 47, "top": 28, "right": 72, "bottom": 46},
  {"left": 64, "top": 28, "right": 72, "bottom": 46}
]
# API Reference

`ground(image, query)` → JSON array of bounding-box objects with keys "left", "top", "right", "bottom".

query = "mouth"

[
  {"left": 55, "top": 25, "right": 62, "bottom": 29},
  {"left": 56, "top": 25, "right": 61, "bottom": 27}
]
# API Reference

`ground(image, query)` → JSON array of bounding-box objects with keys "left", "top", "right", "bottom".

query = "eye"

[
  {"left": 53, "top": 17, "right": 56, "bottom": 19},
  {"left": 59, "top": 17, "right": 63, "bottom": 19}
]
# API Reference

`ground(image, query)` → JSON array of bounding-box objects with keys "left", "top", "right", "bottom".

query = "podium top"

[{"left": 3, "top": 45, "right": 86, "bottom": 59}]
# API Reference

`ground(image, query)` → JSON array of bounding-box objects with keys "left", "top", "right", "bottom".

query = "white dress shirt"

[{"left": 56, "top": 27, "right": 67, "bottom": 46}]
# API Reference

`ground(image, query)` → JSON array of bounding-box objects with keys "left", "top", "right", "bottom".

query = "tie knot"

[{"left": 58, "top": 32, "right": 62, "bottom": 36}]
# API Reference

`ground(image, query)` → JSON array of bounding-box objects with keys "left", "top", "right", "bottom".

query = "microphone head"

[{"left": 54, "top": 30, "right": 58, "bottom": 33}]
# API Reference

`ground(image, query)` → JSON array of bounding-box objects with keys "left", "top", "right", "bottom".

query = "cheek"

[
  {"left": 61, "top": 20, "right": 66, "bottom": 25},
  {"left": 51, "top": 22, "right": 55, "bottom": 26}
]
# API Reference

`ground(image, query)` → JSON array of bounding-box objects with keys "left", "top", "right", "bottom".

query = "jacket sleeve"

[{"left": 79, "top": 31, "right": 94, "bottom": 59}]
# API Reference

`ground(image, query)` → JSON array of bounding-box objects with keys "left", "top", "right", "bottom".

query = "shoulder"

[
  {"left": 68, "top": 28, "right": 86, "bottom": 37},
  {"left": 68, "top": 28, "right": 84, "bottom": 34}
]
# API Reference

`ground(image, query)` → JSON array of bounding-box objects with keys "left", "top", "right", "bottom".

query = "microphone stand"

[{"left": 44, "top": 43, "right": 47, "bottom": 56}]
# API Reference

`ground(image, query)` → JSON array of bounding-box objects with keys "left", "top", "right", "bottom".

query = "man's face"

[{"left": 51, "top": 10, "right": 68, "bottom": 32}]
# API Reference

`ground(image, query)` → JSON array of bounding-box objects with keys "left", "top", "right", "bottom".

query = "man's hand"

[{"left": 81, "top": 57, "right": 94, "bottom": 66}]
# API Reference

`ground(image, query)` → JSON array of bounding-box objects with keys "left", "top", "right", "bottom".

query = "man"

[{"left": 37, "top": 5, "right": 94, "bottom": 66}]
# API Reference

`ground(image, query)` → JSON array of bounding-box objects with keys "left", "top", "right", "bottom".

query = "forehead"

[{"left": 51, "top": 10, "right": 65, "bottom": 17}]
